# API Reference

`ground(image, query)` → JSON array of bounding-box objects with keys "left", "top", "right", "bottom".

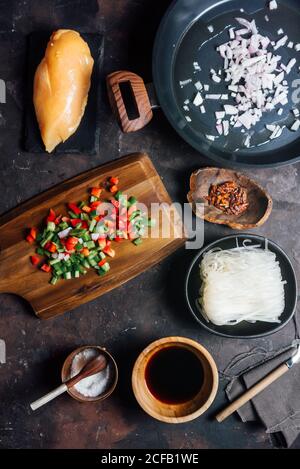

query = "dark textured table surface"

[{"left": 0, "top": 0, "right": 299, "bottom": 449}]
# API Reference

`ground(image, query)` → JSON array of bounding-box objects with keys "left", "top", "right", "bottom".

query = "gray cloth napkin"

[{"left": 226, "top": 342, "right": 300, "bottom": 448}]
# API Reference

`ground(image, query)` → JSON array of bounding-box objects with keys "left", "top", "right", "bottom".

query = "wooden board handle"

[
  {"left": 106, "top": 71, "right": 153, "bottom": 133},
  {"left": 216, "top": 363, "right": 289, "bottom": 423}
]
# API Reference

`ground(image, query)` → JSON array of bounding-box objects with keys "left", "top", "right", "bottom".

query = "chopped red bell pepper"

[
  {"left": 70, "top": 219, "right": 88, "bottom": 229},
  {"left": 68, "top": 203, "right": 81, "bottom": 215},
  {"left": 54, "top": 215, "right": 62, "bottom": 225},
  {"left": 98, "top": 237, "right": 106, "bottom": 250},
  {"left": 103, "top": 246, "right": 115, "bottom": 257},
  {"left": 47, "top": 208, "right": 56, "bottom": 222},
  {"left": 81, "top": 248, "right": 90, "bottom": 257},
  {"left": 45, "top": 242, "right": 57, "bottom": 253},
  {"left": 91, "top": 187, "right": 102, "bottom": 198},
  {"left": 65, "top": 237, "right": 78, "bottom": 251},
  {"left": 41, "top": 264, "right": 51, "bottom": 273},
  {"left": 26, "top": 234, "right": 35, "bottom": 244},
  {"left": 90, "top": 201, "right": 101, "bottom": 210},
  {"left": 98, "top": 258, "right": 107, "bottom": 267},
  {"left": 109, "top": 185, "right": 118, "bottom": 193},
  {"left": 30, "top": 255, "right": 41, "bottom": 266},
  {"left": 29, "top": 227, "right": 38, "bottom": 240},
  {"left": 109, "top": 177, "right": 119, "bottom": 185},
  {"left": 114, "top": 236, "right": 123, "bottom": 242},
  {"left": 70, "top": 219, "right": 82, "bottom": 227},
  {"left": 67, "top": 237, "right": 79, "bottom": 246}
]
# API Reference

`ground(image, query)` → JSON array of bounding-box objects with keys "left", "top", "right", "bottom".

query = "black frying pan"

[{"left": 107, "top": 0, "right": 300, "bottom": 168}]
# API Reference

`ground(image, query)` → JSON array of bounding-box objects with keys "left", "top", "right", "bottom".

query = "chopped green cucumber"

[
  {"left": 127, "top": 196, "right": 137, "bottom": 207},
  {"left": 86, "top": 241, "right": 96, "bottom": 249},
  {"left": 100, "top": 262, "right": 110, "bottom": 272},
  {"left": 47, "top": 221, "right": 56, "bottom": 232},
  {"left": 50, "top": 276, "right": 59, "bottom": 285},
  {"left": 89, "top": 219, "right": 97, "bottom": 232}
]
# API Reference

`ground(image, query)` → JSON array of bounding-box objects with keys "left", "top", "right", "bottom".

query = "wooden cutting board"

[{"left": 0, "top": 153, "right": 185, "bottom": 319}]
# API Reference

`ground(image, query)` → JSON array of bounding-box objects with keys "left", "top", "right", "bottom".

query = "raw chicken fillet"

[{"left": 33, "top": 29, "right": 94, "bottom": 152}]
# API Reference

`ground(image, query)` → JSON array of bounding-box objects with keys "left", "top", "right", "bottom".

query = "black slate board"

[{"left": 24, "top": 31, "right": 103, "bottom": 154}]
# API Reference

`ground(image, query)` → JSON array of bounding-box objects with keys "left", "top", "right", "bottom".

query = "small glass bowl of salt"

[{"left": 61, "top": 346, "right": 118, "bottom": 402}]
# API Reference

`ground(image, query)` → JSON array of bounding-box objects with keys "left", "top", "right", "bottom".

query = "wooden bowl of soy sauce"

[{"left": 132, "top": 337, "right": 218, "bottom": 423}]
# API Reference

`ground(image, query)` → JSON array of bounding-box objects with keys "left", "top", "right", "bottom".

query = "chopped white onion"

[
  {"left": 291, "top": 120, "right": 300, "bottom": 131},
  {"left": 193, "top": 92, "right": 203, "bottom": 106},
  {"left": 58, "top": 227, "right": 72, "bottom": 239},
  {"left": 269, "top": 0, "right": 278, "bottom": 10}
]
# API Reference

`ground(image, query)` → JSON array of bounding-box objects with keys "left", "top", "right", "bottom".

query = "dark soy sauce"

[{"left": 145, "top": 346, "right": 204, "bottom": 404}]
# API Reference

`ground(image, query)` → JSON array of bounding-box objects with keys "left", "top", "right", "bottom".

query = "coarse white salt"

[
  {"left": 70, "top": 348, "right": 111, "bottom": 398},
  {"left": 207, "top": 25, "right": 214, "bottom": 33},
  {"left": 185, "top": 115, "right": 192, "bottom": 122}
]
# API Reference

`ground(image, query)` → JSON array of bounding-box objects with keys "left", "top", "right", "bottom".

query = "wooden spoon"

[{"left": 30, "top": 354, "right": 107, "bottom": 411}]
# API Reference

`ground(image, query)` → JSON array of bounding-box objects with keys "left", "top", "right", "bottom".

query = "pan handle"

[{"left": 106, "top": 71, "right": 153, "bottom": 133}]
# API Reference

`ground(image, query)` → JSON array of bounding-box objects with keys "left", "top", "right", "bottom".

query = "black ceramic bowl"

[{"left": 185, "top": 234, "right": 297, "bottom": 339}]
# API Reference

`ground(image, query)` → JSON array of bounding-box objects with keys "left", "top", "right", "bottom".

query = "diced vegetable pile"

[{"left": 26, "top": 177, "right": 155, "bottom": 285}]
